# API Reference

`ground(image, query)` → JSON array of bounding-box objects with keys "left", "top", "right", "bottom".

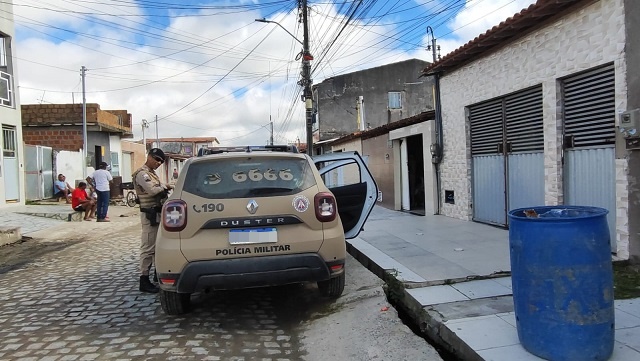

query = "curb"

[{"left": 346, "top": 239, "right": 485, "bottom": 361}]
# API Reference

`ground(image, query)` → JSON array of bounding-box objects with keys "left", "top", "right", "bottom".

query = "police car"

[{"left": 155, "top": 145, "right": 377, "bottom": 315}]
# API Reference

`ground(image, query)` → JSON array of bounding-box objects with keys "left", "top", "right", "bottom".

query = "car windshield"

[{"left": 183, "top": 156, "right": 317, "bottom": 199}]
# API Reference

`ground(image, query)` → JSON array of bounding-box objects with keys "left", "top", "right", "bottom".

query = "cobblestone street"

[{"left": 0, "top": 209, "right": 316, "bottom": 361}]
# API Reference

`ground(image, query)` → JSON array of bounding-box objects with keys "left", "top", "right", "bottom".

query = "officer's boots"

[{"left": 139, "top": 275, "right": 159, "bottom": 293}]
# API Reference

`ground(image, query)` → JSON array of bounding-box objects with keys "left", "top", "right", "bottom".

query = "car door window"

[{"left": 314, "top": 152, "right": 378, "bottom": 239}]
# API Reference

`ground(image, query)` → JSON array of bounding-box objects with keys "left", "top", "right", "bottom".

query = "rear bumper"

[{"left": 159, "top": 253, "right": 344, "bottom": 293}]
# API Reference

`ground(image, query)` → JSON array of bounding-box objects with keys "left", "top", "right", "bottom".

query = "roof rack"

[{"left": 197, "top": 145, "right": 299, "bottom": 156}]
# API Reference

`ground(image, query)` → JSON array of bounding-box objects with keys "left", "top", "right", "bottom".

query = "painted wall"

[
  {"left": 362, "top": 134, "right": 395, "bottom": 209},
  {"left": 55, "top": 150, "right": 84, "bottom": 187},
  {"left": 438, "top": 0, "right": 629, "bottom": 255},
  {"left": 0, "top": 1, "right": 25, "bottom": 207},
  {"left": 121, "top": 140, "right": 146, "bottom": 173}
]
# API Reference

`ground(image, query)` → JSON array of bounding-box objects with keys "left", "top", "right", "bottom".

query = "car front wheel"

[
  {"left": 317, "top": 272, "right": 345, "bottom": 298},
  {"left": 159, "top": 289, "right": 191, "bottom": 315}
]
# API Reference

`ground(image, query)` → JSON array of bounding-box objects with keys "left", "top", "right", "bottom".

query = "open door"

[{"left": 313, "top": 151, "right": 378, "bottom": 239}]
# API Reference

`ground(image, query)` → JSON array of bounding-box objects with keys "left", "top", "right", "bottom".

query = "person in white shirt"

[{"left": 88, "top": 161, "right": 113, "bottom": 222}]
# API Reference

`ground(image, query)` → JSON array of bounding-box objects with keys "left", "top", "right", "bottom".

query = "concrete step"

[
  {"left": 0, "top": 226, "right": 21, "bottom": 246},
  {"left": 18, "top": 204, "right": 84, "bottom": 222}
]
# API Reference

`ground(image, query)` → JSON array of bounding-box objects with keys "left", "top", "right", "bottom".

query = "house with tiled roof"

[{"left": 423, "top": 0, "right": 639, "bottom": 261}]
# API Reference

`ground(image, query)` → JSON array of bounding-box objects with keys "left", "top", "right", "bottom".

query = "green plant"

[
  {"left": 384, "top": 268, "right": 405, "bottom": 304},
  {"left": 613, "top": 261, "right": 640, "bottom": 299}
]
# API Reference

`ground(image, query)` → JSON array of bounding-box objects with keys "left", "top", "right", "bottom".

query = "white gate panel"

[
  {"left": 508, "top": 152, "right": 545, "bottom": 211},
  {"left": 472, "top": 155, "right": 505, "bottom": 225},
  {"left": 565, "top": 147, "right": 616, "bottom": 251},
  {"left": 25, "top": 145, "right": 39, "bottom": 201}
]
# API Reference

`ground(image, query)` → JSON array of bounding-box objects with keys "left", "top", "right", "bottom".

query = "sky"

[{"left": 9, "top": 0, "right": 537, "bottom": 146}]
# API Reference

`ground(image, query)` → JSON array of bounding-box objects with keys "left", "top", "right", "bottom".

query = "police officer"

[{"left": 132, "top": 148, "right": 172, "bottom": 293}]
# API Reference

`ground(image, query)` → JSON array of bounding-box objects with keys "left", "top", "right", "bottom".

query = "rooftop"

[{"left": 421, "top": 0, "right": 585, "bottom": 76}]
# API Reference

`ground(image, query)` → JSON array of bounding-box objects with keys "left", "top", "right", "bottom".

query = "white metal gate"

[
  {"left": 2, "top": 126, "right": 19, "bottom": 201},
  {"left": 470, "top": 86, "right": 545, "bottom": 226},
  {"left": 562, "top": 63, "right": 616, "bottom": 252},
  {"left": 24, "top": 144, "right": 54, "bottom": 201}
]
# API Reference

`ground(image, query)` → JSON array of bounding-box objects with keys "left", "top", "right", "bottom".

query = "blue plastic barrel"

[{"left": 508, "top": 206, "right": 614, "bottom": 361}]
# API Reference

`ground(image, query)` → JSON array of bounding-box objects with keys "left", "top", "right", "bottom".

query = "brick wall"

[
  {"left": 21, "top": 103, "right": 131, "bottom": 133},
  {"left": 23, "top": 127, "right": 83, "bottom": 151},
  {"left": 22, "top": 104, "right": 100, "bottom": 124},
  {"left": 105, "top": 110, "right": 132, "bottom": 129}
]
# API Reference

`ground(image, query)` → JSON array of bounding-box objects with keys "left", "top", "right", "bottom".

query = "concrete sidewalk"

[{"left": 349, "top": 206, "right": 640, "bottom": 361}]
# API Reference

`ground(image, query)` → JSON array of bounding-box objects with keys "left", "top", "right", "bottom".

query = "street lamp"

[
  {"left": 255, "top": 14, "right": 314, "bottom": 154},
  {"left": 255, "top": 18, "right": 303, "bottom": 45}
]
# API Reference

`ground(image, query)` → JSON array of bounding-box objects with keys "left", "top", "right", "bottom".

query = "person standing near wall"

[
  {"left": 132, "top": 148, "right": 172, "bottom": 293},
  {"left": 89, "top": 161, "right": 113, "bottom": 222}
]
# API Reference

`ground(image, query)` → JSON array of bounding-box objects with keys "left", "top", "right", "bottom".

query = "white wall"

[
  {"left": 438, "top": 0, "right": 629, "bottom": 255},
  {"left": 0, "top": 1, "right": 24, "bottom": 207},
  {"left": 56, "top": 151, "right": 85, "bottom": 187},
  {"left": 109, "top": 135, "right": 122, "bottom": 176}
]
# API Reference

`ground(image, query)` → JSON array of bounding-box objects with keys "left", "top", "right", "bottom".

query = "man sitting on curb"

[
  {"left": 71, "top": 182, "right": 96, "bottom": 221},
  {"left": 54, "top": 174, "right": 74, "bottom": 203}
]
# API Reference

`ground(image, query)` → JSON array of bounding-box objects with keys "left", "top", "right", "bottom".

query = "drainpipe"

[{"left": 432, "top": 72, "right": 444, "bottom": 215}]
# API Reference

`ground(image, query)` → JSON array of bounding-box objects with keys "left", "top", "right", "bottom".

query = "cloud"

[
  {"left": 421, "top": 0, "right": 537, "bottom": 58},
  {"left": 12, "top": 0, "right": 537, "bottom": 146}
]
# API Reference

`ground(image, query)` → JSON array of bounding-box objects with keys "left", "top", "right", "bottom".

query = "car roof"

[{"left": 188, "top": 147, "right": 309, "bottom": 165}]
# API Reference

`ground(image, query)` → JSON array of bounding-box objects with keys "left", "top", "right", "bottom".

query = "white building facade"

[
  {"left": 0, "top": 0, "right": 24, "bottom": 207},
  {"left": 428, "top": 0, "right": 635, "bottom": 258}
]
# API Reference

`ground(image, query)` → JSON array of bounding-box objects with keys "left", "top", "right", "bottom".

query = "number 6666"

[{"left": 232, "top": 169, "right": 293, "bottom": 182}]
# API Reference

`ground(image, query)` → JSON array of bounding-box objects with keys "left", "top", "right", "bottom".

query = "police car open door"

[{"left": 313, "top": 151, "right": 378, "bottom": 239}]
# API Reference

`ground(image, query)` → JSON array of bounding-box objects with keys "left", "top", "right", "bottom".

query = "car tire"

[
  {"left": 159, "top": 289, "right": 191, "bottom": 315},
  {"left": 318, "top": 272, "right": 345, "bottom": 298}
]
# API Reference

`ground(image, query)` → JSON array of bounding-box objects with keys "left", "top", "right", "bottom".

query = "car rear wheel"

[
  {"left": 317, "top": 272, "right": 345, "bottom": 298},
  {"left": 159, "top": 289, "right": 191, "bottom": 315}
]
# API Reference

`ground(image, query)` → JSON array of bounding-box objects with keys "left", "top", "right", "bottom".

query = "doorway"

[{"left": 400, "top": 134, "right": 425, "bottom": 215}]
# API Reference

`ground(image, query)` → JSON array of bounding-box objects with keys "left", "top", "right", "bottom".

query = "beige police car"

[{"left": 155, "top": 145, "right": 378, "bottom": 315}]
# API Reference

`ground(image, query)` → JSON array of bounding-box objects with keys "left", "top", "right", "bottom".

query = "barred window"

[{"left": 2, "top": 126, "right": 16, "bottom": 157}]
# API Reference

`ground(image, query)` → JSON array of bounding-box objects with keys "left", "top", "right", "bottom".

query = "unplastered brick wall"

[
  {"left": 23, "top": 128, "right": 83, "bottom": 151},
  {"left": 437, "top": 0, "right": 628, "bottom": 253},
  {"left": 21, "top": 104, "right": 131, "bottom": 133},
  {"left": 22, "top": 103, "right": 100, "bottom": 124}
]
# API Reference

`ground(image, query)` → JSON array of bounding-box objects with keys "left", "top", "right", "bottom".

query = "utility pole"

[
  {"left": 270, "top": 119, "right": 274, "bottom": 146},
  {"left": 81, "top": 66, "right": 87, "bottom": 179},
  {"left": 155, "top": 115, "right": 159, "bottom": 148},
  {"left": 301, "top": 0, "right": 314, "bottom": 155},
  {"left": 141, "top": 119, "right": 149, "bottom": 150},
  {"left": 426, "top": 26, "right": 440, "bottom": 63},
  {"left": 426, "top": 25, "right": 443, "bottom": 215}
]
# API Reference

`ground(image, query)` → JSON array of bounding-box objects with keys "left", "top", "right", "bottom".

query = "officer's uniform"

[{"left": 132, "top": 164, "right": 168, "bottom": 277}]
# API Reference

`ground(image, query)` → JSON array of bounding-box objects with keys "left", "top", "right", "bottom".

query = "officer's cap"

[{"left": 148, "top": 148, "right": 165, "bottom": 161}]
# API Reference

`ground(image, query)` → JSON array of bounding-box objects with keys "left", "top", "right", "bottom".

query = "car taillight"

[
  {"left": 163, "top": 200, "right": 187, "bottom": 232},
  {"left": 314, "top": 192, "right": 337, "bottom": 222}
]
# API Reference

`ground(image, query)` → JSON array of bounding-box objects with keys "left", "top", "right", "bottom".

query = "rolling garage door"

[
  {"left": 470, "top": 85, "right": 544, "bottom": 226},
  {"left": 562, "top": 63, "right": 616, "bottom": 252}
]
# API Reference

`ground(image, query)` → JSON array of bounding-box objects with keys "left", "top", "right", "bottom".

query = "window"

[
  {"left": 110, "top": 152, "right": 120, "bottom": 176},
  {"left": 2, "top": 126, "right": 16, "bottom": 157},
  {"left": 183, "top": 157, "right": 317, "bottom": 199},
  {"left": 388, "top": 92, "right": 402, "bottom": 109},
  {"left": 0, "top": 35, "right": 13, "bottom": 108},
  {"left": 0, "top": 37, "right": 7, "bottom": 68}
]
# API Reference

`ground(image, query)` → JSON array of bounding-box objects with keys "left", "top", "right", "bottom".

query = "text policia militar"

[{"left": 215, "top": 244, "right": 292, "bottom": 256}]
